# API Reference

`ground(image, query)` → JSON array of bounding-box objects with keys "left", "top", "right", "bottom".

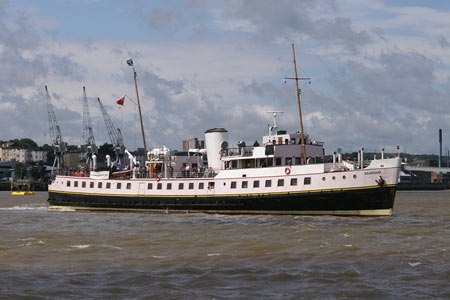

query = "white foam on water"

[
  {"left": 38, "top": 240, "right": 45, "bottom": 244},
  {"left": 49, "top": 206, "right": 76, "bottom": 212},
  {"left": 70, "top": 245, "right": 91, "bottom": 249},
  {"left": 101, "top": 244, "right": 122, "bottom": 250},
  {"left": 408, "top": 262, "right": 421, "bottom": 267},
  {"left": 341, "top": 233, "right": 349, "bottom": 238},
  {"left": 151, "top": 255, "right": 167, "bottom": 259},
  {"left": 0, "top": 205, "right": 48, "bottom": 211},
  {"left": 344, "top": 244, "right": 353, "bottom": 247},
  {"left": 18, "top": 238, "right": 36, "bottom": 241},
  {"left": 207, "top": 253, "right": 221, "bottom": 257}
]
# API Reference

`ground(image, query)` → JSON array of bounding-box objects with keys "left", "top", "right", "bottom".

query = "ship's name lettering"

[{"left": 364, "top": 171, "right": 381, "bottom": 175}]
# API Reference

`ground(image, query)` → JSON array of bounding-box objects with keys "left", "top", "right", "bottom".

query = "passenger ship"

[
  {"left": 48, "top": 126, "right": 401, "bottom": 216},
  {"left": 48, "top": 45, "right": 401, "bottom": 216}
]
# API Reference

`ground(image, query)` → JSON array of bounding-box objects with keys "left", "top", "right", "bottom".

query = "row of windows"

[
  {"left": 230, "top": 177, "right": 309, "bottom": 189},
  {"left": 65, "top": 178, "right": 312, "bottom": 190}
]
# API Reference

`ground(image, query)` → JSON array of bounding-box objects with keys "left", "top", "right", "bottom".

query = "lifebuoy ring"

[
  {"left": 285, "top": 167, "right": 291, "bottom": 175},
  {"left": 156, "top": 175, "right": 161, "bottom": 182}
]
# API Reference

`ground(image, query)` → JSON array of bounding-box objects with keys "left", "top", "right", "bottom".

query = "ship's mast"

[
  {"left": 285, "top": 44, "right": 310, "bottom": 164},
  {"left": 127, "top": 59, "right": 147, "bottom": 154}
]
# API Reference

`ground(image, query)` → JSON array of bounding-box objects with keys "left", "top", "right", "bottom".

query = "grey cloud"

[
  {"left": 0, "top": 1, "right": 85, "bottom": 145},
  {"left": 49, "top": 55, "right": 85, "bottom": 81},
  {"left": 437, "top": 35, "right": 450, "bottom": 48},
  {"left": 220, "top": 0, "right": 370, "bottom": 52},
  {"left": 148, "top": 8, "right": 180, "bottom": 31},
  {"left": 236, "top": 49, "right": 450, "bottom": 154}
]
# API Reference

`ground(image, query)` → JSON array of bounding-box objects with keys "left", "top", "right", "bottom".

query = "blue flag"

[{"left": 126, "top": 59, "right": 133, "bottom": 66}]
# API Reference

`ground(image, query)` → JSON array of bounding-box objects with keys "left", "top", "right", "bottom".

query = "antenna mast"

[
  {"left": 127, "top": 59, "right": 147, "bottom": 154},
  {"left": 285, "top": 44, "right": 310, "bottom": 164},
  {"left": 267, "top": 111, "right": 284, "bottom": 136}
]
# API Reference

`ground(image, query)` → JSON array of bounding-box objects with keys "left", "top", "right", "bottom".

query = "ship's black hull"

[{"left": 48, "top": 185, "right": 397, "bottom": 216}]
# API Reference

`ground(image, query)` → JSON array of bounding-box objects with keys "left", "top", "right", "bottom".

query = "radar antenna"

[
  {"left": 97, "top": 97, "right": 125, "bottom": 166},
  {"left": 267, "top": 111, "right": 284, "bottom": 136},
  {"left": 45, "top": 85, "right": 67, "bottom": 177}
]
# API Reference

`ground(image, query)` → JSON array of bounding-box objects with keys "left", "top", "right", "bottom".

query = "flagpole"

[{"left": 130, "top": 60, "right": 147, "bottom": 154}]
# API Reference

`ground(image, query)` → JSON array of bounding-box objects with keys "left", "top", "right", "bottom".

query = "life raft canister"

[
  {"left": 156, "top": 175, "right": 161, "bottom": 182},
  {"left": 285, "top": 167, "right": 291, "bottom": 175}
]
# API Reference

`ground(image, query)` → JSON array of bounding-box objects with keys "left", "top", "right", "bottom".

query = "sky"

[{"left": 1, "top": 0, "right": 450, "bottom": 154}]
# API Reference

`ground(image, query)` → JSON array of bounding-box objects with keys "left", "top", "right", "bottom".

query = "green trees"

[
  {"left": 12, "top": 138, "right": 38, "bottom": 149},
  {"left": 14, "top": 164, "right": 27, "bottom": 179}
]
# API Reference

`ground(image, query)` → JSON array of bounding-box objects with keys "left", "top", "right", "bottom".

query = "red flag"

[{"left": 117, "top": 97, "right": 125, "bottom": 105}]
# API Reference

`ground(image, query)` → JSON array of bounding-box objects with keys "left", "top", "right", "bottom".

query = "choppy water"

[{"left": 0, "top": 191, "right": 449, "bottom": 299}]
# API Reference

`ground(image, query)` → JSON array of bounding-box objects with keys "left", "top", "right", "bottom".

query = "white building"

[{"left": 0, "top": 143, "right": 48, "bottom": 163}]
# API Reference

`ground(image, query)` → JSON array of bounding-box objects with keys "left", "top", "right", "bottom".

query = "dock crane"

[
  {"left": 45, "top": 85, "right": 67, "bottom": 177},
  {"left": 80, "top": 86, "right": 98, "bottom": 171},
  {"left": 97, "top": 97, "right": 125, "bottom": 166}
]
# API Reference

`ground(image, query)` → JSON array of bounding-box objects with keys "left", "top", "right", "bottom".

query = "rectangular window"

[
  {"left": 178, "top": 183, "right": 184, "bottom": 190},
  {"left": 242, "top": 181, "right": 248, "bottom": 188},
  {"left": 167, "top": 183, "right": 172, "bottom": 190},
  {"left": 275, "top": 157, "right": 282, "bottom": 166},
  {"left": 265, "top": 180, "right": 271, "bottom": 187},
  {"left": 98, "top": 182, "right": 102, "bottom": 189},
  {"left": 106, "top": 182, "right": 111, "bottom": 189},
  {"left": 82, "top": 181, "right": 86, "bottom": 188},
  {"left": 157, "top": 183, "right": 162, "bottom": 190},
  {"left": 285, "top": 157, "right": 292, "bottom": 166},
  {"left": 90, "top": 182, "right": 94, "bottom": 188},
  {"left": 277, "top": 179, "right": 284, "bottom": 187},
  {"left": 290, "top": 178, "right": 298, "bottom": 186},
  {"left": 208, "top": 182, "right": 215, "bottom": 189},
  {"left": 126, "top": 182, "right": 131, "bottom": 189},
  {"left": 189, "top": 182, "right": 194, "bottom": 190},
  {"left": 199, "top": 182, "right": 204, "bottom": 189},
  {"left": 295, "top": 157, "right": 301, "bottom": 165},
  {"left": 304, "top": 177, "right": 311, "bottom": 185},
  {"left": 147, "top": 183, "right": 152, "bottom": 190},
  {"left": 66, "top": 181, "right": 71, "bottom": 187},
  {"left": 231, "top": 160, "right": 237, "bottom": 168},
  {"left": 231, "top": 181, "right": 237, "bottom": 189},
  {"left": 253, "top": 180, "right": 260, "bottom": 188},
  {"left": 117, "top": 182, "right": 121, "bottom": 189},
  {"left": 74, "top": 181, "right": 78, "bottom": 187}
]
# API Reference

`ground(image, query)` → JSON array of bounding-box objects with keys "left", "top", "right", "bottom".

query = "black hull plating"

[{"left": 48, "top": 186, "right": 397, "bottom": 216}]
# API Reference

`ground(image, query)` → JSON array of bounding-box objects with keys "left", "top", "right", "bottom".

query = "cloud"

[
  {"left": 217, "top": 0, "right": 370, "bottom": 51},
  {"left": 2, "top": 0, "right": 450, "bottom": 156},
  {"left": 0, "top": 1, "right": 85, "bottom": 144}
]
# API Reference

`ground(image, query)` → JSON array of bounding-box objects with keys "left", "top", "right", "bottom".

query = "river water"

[{"left": 0, "top": 191, "right": 449, "bottom": 299}]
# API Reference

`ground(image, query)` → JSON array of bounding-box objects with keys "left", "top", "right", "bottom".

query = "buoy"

[
  {"left": 11, "top": 191, "right": 35, "bottom": 196},
  {"left": 285, "top": 167, "right": 291, "bottom": 175}
]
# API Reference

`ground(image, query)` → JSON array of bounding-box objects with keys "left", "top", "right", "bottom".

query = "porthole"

[
  {"left": 322, "top": 177, "right": 326, "bottom": 181},
  {"left": 353, "top": 174, "right": 357, "bottom": 179},
  {"left": 343, "top": 175, "right": 346, "bottom": 179},
  {"left": 332, "top": 176, "right": 336, "bottom": 180}
]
